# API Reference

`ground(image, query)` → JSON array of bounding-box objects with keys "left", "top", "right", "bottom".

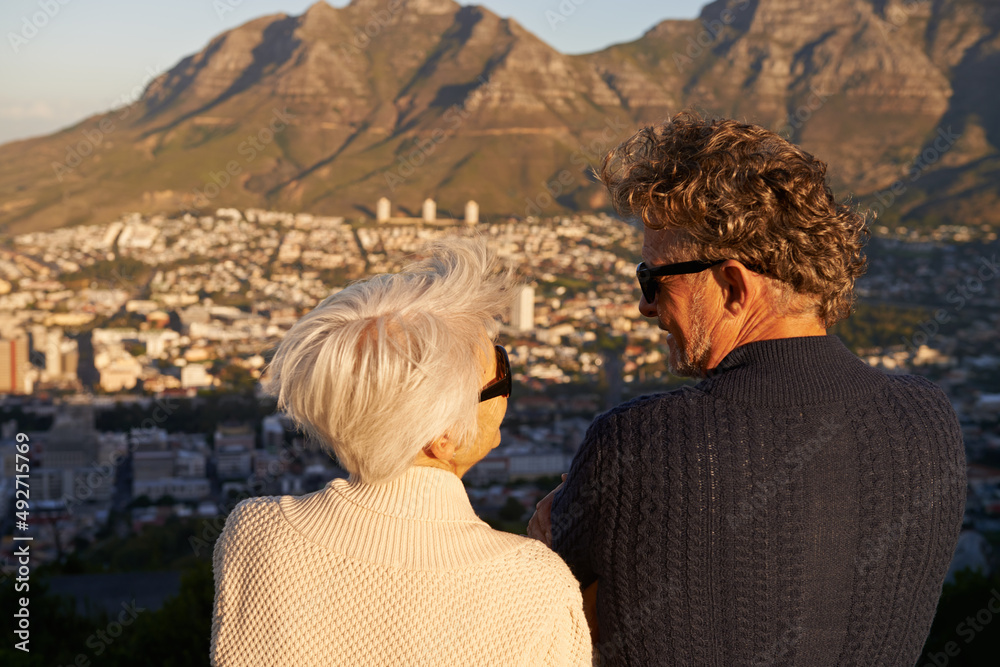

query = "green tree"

[
  {"left": 105, "top": 560, "right": 214, "bottom": 667},
  {"left": 217, "top": 364, "right": 256, "bottom": 394},
  {"left": 499, "top": 496, "right": 526, "bottom": 522},
  {"left": 919, "top": 569, "right": 1000, "bottom": 666}
]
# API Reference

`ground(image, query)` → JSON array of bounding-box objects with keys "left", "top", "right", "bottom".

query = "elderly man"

[{"left": 529, "top": 113, "right": 966, "bottom": 666}]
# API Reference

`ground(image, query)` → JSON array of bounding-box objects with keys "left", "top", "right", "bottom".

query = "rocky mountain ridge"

[{"left": 0, "top": 0, "right": 996, "bottom": 233}]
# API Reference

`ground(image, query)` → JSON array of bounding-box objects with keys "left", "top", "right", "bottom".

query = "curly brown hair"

[{"left": 601, "top": 112, "right": 869, "bottom": 326}]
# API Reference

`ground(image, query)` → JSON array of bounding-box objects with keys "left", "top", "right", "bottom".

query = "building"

[
  {"left": 376, "top": 197, "right": 391, "bottom": 223},
  {"left": 41, "top": 404, "right": 99, "bottom": 468},
  {"left": 464, "top": 447, "right": 572, "bottom": 484},
  {"left": 215, "top": 425, "right": 255, "bottom": 479},
  {"left": 97, "top": 432, "right": 129, "bottom": 466},
  {"left": 507, "top": 451, "right": 572, "bottom": 481},
  {"left": 511, "top": 285, "right": 535, "bottom": 332},
  {"left": 175, "top": 450, "right": 207, "bottom": 478},
  {"left": 61, "top": 339, "right": 80, "bottom": 382},
  {"left": 72, "top": 465, "right": 115, "bottom": 502},
  {"left": 133, "top": 451, "right": 175, "bottom": 482},
  {"left": 23, "top": 403, "right": 112, "bottom": 504},
  {"left": 216, "top": 425, "right": 255, "bottom": 450},
  {"left": 131, "top": 427, "right": 168, "bottom": 452},
  {"left": 133, "top": 477, "right": 210, "bottom": 502},
  {"left": 216, "top": 445, "right": 253, "bottom": 479},
  {"left": 0, "top": 337, "right": 31, "bottom": 393},
  {"left": 181, "top": 363, "right": 212, "bottom": 389},
  {"left": 27, "top": 325, "right": 75, "bottom": 382},
  {"left": 129, "top": 428, "right": 210, "bottom": 500},
  {"left": 30, "top": 468, "right": 75, "bottom": 502},
  {"left": 422, "top": 198, "right": 436, "bottom": 223},
  {"left": 253, "top": 450, "right": 287, "bottom": 481},
  {"left": 177, "top": 305, "right": 210, "bottom": 333},
  {"left": 465, "top": 200, "right": 479, "bottom": 225},
  {"left": 144, "top": 329, "right": 179, "bottom": 359},
  {"left": 44, "top": 328, "right": 63, "bottom": 379},
  {"left": 99, "top": 355, "right": 142, "bottom": 392},
  {"left": 262, "top": 413, "right": 291, "bottom": 450}
]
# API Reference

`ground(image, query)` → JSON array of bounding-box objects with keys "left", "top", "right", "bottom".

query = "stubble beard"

[{"left": 666, "top": 283, "right": 712, "bottom": 378}]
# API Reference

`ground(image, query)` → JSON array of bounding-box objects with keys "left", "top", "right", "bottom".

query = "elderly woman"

[{"left": 210, "top": 238, "right": 593, "bottom": 666}]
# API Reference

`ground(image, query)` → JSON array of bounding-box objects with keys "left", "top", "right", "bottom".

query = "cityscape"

[
  {"left": 2, "top": 0, "right": 1000, "bottom": 662},
  {"left": 0, "top": 204, "right": 998, "bottom": 583}
]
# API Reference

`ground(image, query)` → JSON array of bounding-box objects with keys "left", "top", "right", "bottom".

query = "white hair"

[{"left": 260, "top": 237, "right": 516, "bottom": 484}]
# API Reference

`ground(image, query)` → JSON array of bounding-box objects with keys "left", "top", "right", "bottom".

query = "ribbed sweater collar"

[
  {"left": 695, "top": 334, "right": 887, "bottom": 406},
  {"left": 278, "top": 466, "right": 512, "bottom": 570}
]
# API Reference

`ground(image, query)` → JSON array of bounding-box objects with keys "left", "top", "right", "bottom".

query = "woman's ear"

[{"left": 426, "top": 435, "right": 456, "bottom": 461}]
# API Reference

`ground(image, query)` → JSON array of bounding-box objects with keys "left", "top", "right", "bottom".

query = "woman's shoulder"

[
  {"left": 225, "top": 486, "right": 331, "bottom": 527},
  {"left": 226, "top": 493, "right": 280, "bottom": 519},
  {"left": 483, "top": 530, "right": 583, "bottom": 588},
  {"left": 216, "top": 494, "right": 286, "bottom": 544}
]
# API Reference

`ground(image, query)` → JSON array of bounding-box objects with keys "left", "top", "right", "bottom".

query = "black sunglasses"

[
  {"left": 635, "top": 259, "right": 726, "bottom": 304},
  {"left": 479, "top": 344, "right": 512, "bottom": 402}
]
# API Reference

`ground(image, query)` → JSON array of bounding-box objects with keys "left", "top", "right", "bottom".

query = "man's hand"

[{"left": 527, "top": 473, "right": 567, "bottom": 547}]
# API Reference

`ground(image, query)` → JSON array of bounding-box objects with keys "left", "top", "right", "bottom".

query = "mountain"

[{"left": 0, "top": 0, "right": 997, "bottom": 234}]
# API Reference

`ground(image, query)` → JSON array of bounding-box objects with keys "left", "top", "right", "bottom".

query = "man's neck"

[{"left": 703, "top": 315, "right": 827, "bottom": 372}]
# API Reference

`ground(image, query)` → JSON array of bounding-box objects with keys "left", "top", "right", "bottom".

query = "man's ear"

[{"left": 717, "top": 261, "right": 755, "bottom": 317}]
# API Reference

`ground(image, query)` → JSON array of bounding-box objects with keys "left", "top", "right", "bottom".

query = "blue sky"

[{"left": 0, "top": 0, "right": 706, "bottom": 145}]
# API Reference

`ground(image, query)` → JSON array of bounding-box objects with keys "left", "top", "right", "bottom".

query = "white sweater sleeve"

[{"left": 544, "top": 569, "right": 597, "bottom": 667}]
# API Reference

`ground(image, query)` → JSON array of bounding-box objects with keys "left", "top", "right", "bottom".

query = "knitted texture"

[
  {"left": 212, "top": 465, "right": 594, "bottom": 666},
  {"left": 551, "top": 335, "right": 966, "bottom": 667}
]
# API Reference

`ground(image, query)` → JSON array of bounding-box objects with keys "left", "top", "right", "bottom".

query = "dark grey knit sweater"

[{"left": 551, "top": 335, "right": 966, "bottom": 667}]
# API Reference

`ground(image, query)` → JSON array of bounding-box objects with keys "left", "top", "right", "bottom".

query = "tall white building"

[
  {"left": 215, "top": 425, "right": 255, "bottom": 479},
  {"left": 511, "top": 285, "right": 535, "bottom": 332},
  {"left": 465, "top": 200, "right": 479, "bottom": 225},
  {"left": 422, "top": 198, "right": 436, "bottom": 222},
  {"left": 45, "top": 328, "right": 63, "bottom": 379},
  {"left": 61, "top": 339, "right": 79, "bottom": 382},
  {"left": 30, "top": 324, "right": 47, "bottom": 355},
  {"left": 376, "top": 197, "right": 391, "bottom": 223}
]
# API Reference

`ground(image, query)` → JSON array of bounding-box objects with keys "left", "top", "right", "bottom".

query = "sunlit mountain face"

[{"left": 0, "top": 0, "right": 997, "bottom": 234}]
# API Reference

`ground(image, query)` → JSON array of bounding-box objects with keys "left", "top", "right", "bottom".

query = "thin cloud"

[{"left": 0, "top": 100, "right": 57, "bottom": 120}]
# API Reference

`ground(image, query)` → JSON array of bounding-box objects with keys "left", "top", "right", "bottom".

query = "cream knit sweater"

[{"left": 211, "top": 465, "right": 594, "bottom": 666}]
